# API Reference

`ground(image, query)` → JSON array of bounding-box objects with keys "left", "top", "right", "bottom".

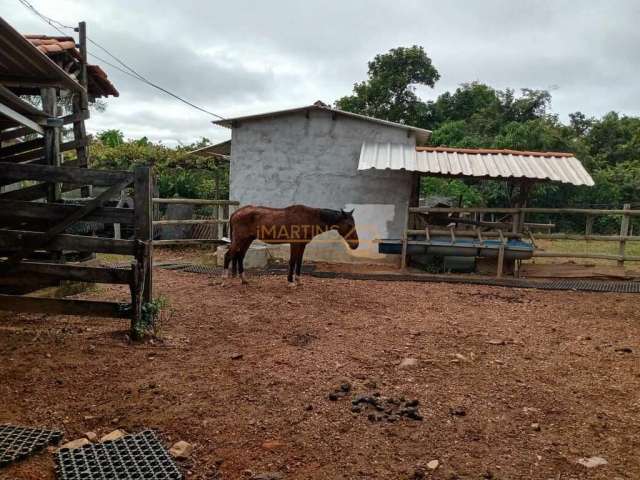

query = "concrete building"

[{"left": 214, "top": 102, "right": 431, "bottom": 261}]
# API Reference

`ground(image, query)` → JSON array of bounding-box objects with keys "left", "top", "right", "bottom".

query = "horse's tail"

[{"left": 222, "top": 209, "right": 236, "bottom": 244}]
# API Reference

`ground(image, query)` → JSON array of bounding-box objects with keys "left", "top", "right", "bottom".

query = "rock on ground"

[
  {"left": 100, "top": 429, "right": 127, "bottom": 443},
  {"left": 169, "top": 440, "right": 193, "bottom": 460},
  {"left": 577, "top": 456, "right": 608, "bottom": 468},
  {"left": 60, "top": 438, "right": 90, "bottom": 450},
  {"left": 398, "top": 357, "right": 418, "bottom": 368}
]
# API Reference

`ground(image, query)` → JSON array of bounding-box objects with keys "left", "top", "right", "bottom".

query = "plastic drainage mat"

[
  {"left": 55, "top": 430, "right": 182, "bottom": 480},
  {"left": 535, "top": 279, "right": 640, "bottom": 293},
  {"left": 0, "top": 424, "right": 62, "bottom": 467}
]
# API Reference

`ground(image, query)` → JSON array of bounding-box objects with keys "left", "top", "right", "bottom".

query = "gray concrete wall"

[{"left": 229, "top": 109, "right": 416, "bottom": 261}]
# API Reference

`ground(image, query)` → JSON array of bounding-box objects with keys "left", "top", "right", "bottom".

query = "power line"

[{"left": 16, "top": 0, "right": 226, "bottom": 120}]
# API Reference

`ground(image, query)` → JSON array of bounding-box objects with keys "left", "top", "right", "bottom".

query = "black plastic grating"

[
  {"left": 55, "top": 430, "right": 182, "bottom": 480},
  {"left": 535, "top": 279, "right": 640, "bottom": 293},
  {"left": 0, "top": 424, "right": 62, "bottom": 467}
]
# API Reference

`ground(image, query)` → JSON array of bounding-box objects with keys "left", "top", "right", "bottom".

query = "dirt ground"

[{"left": 1, "top": 267, "right": 639, "bottom": 480}]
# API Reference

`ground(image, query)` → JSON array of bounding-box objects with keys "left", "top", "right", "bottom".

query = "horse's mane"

[{"left": 317, "top": 208, "right": 344, "bottom": 226}]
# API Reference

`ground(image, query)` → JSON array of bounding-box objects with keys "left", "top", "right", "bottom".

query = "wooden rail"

[{"left": 151, "top": 197, "right": 239, "bottom": 246}]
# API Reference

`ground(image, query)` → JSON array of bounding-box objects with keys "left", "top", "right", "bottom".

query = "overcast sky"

[{"left": 4, "top": 0, "right": 640, "bottom": 146}]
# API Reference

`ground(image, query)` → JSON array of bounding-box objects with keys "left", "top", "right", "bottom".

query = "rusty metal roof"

[
  {"left": 358, "top": 142, "right": 595, "bottom": 186},
  {"left": 23, "top": 34, "right": 119, "bottom": 98},
  {"left": 214, "top": 101, "right": 432, "bottom": 144}
]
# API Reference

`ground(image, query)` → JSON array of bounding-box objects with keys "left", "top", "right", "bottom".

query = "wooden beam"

[
  {"left": 0, "top": 138, "right": 44, "bottom": 157},
  {"left": 152, "top": 219, "right": 228, "bottom": 225},
  {"left": 0, "top": 126, "right": 34, "bottom": 142},
  {"left": 0, "top": 229, "right": 137, "bottom": 255},
  {"left": 0, "top": 182, "right": 49, "bottom": 201},
  {"left": 0, "top": 294, "right": 129, "bottom": 318},
  {"left": 0, "top": 162, "right": 134, "bottom": 187},
  {"left": 0, "top": 103, "right": 44, "bottom": 135},
  {"left": 0, "top": 261, "right": 133, "bottom": 284},
  {"left": 0, "top": 199, "right": 134, "bottom": 224},
  {"left": 153, "top": 239, "right": 227, "bottom": 246},
  {"left": 152, "top": 198, "right": 239, "bottom": 206}
]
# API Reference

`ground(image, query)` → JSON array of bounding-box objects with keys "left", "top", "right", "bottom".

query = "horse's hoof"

[
  {"left": 287, "top": 282, "right": 297, "bottom": 288},
  {"left": 241, "top": 279, "right": 249, "bottom": 285}
]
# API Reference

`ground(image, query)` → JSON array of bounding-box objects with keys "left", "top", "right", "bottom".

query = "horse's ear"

[{"left": 347, "top": 208, "right": 354, "bottom": 216}]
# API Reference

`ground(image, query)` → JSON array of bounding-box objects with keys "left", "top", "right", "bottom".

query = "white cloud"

[{"left": 3, "top": 0, "right": 639, "bottom": 142}]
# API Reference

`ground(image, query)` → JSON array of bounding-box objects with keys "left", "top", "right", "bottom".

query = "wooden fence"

[
  {"left": 151, "top": 198, "right": 239, "bottom": 246},
  {"left": 0, "top": 163, "right": 153, "bottom": 337},
  {"left": 405, "top": 205, "right": 640, "bottom": 273}
]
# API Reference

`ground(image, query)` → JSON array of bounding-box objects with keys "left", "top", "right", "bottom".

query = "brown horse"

[{"left": 223, "top": 205, "right": 359, "bottom": 286}]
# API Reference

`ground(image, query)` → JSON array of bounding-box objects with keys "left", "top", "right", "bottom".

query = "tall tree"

[{"left": 335, "top": 46, "right": 439, "bottom": 128}]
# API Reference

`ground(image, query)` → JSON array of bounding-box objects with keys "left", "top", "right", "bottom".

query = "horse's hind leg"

[
  {"left": 223, "top": 242, "right": 240, "bottom": 283},
  {"left": 288, "top": 244, "right": 304, "bottom": 288},
  {"left": 238, "top": 239, "right": 252, "bottom": 285},
  {"left": 294, "top": 244, "right": 306, "bottom": 285}
]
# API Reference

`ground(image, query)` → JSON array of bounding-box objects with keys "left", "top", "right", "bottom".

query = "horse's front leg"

[
  {"left": 288, "top": 244, "right": 304, "bottom": 288},
  {"left": 294, "top": 243, "right": 307, "bottom": 285}
]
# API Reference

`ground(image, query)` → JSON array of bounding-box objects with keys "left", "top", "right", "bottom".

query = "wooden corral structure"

[
  {"left": 0, "top": 17, "right": 151, "bottom": 337},
  {"left": 0, "top": 164, "right": 153, "bottom": 335}
]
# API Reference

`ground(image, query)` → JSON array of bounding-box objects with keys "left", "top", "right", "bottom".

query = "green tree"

[
  {"left": 97, "top": 129, "right": 124, "bottom": 147},
  {"left": 335, "top": 46, "right": 439, "bottom": 127}
]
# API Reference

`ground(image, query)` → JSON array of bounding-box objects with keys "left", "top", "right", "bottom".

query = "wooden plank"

[
  {"left": 0, "top": 294, "right": 129, "bottom": 318},
  {"left": 0, "top": 103, "right": 44, "bottom": 135},
  {"left": 0, "top": 199, "right": 134, "bottom": 224},
  {"left": 0, "top": 162, "right": 133, "bottom": 187},
  {"left": 60, "top": 139, "right": 87, "bottom": 153},
  {"left": 0, "top": 183, "right": 49, "bottom": 201},
  {"left": 411, "top": 207, "right": 640, "bottom": 216},
  {"left": 0, "top": 138, "right": 44, "bottom": 157},
  {"left": 2, "top": 147, "right": 45, "bottom": 163},
  {"left": 0, "top": 262, "right": 132, "bottom": 285},
  {"left": 4, "top": 176, "right": 135, "bottom": 265},
  {"left": 0, "top": 127, "right": 34, "bottom": 142},
  {"left": 152, "top": 198, "right": 239, "bottom": 206},
  {"left": 61, "top": 110, "right": 89, "bottom": 126},
  {"left": 410, "top": 207, "right": 519, "bottom": 214},
  {"left": 153, "top": 239, "right": 227, "bottom": 246},
  {"left": 134, "top": 166, "right": 153, "bottom": 303},
  {"left": 534, "top": 233, "right": 640, "bottom": 241},
  {"left": 0, "top": 229, "right": 137, "bottom": 255},
  {"left": 533, "top": 251, "right": 640, "bottom": 261},
  {"left": 152, "top": 219, "right": 228, "bottom": 225}
]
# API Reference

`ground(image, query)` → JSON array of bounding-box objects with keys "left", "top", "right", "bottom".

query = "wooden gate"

[{"left": 0, "top": 162, "right": 153, "bottom": 337}]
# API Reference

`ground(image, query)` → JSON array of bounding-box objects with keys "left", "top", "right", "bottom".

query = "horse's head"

[{"left": 336, "top": 209, "right": 359, "bottom": 250}]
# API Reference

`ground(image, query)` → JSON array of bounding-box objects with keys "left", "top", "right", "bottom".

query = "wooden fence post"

[
  {"left": 401, "top": 203, "right": 410, "bottom": 270},
  {"left": 134, "top": 166, "right": 153, "bottom": 304},
  {"left": 618, "top": 203, "right": 631, "bottom": 267}
]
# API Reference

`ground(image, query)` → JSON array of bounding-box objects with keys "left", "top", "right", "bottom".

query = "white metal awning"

[{"left": 358, "top": 142, "right": 595, "bottom": 186}]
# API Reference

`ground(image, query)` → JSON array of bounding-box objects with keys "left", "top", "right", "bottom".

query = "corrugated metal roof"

[
  {"left": 214, "top": 101, "right": 432, "bottom": 145},
  {"left": 358, "top": 143, "right": 595, "bottom": 186}
]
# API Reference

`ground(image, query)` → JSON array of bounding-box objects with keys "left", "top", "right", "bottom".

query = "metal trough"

[{"left": 378, "top": 236, "right": 534, "bottom": 261}]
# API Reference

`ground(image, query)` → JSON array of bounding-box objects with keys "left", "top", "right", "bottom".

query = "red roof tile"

[{"left": 23, "top": 34, "right": 118, "bottom": 97}]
